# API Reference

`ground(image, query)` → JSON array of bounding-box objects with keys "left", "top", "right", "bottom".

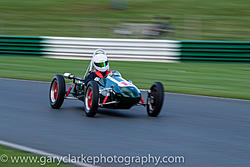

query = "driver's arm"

[{"left": 83, "top": 72, "right": 96, "bottom": 84}]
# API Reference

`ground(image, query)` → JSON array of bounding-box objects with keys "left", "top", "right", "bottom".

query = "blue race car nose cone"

[{"left": 120, "top": 86, "right": 141, "bottom": 98}]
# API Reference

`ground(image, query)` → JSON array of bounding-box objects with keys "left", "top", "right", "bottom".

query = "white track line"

[
  {"left": 0, "top": 140, "right": 98, "bottom": 167},
  {"left": 1, "top": 77, "right": 249, "bottom": 102}
]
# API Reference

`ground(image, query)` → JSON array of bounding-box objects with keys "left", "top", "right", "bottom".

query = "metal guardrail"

[
  {"left": 42, "top": 37, "right": 180, "bottom": 62},
  {"left": 180, "top": 41, "right": 250, "bottom": 62},
  {"left": 0, "top": 35, "right": 43, "bottom": 56},
  {"left": 1, "top": 35, "right": 250, "bottom": 62}
]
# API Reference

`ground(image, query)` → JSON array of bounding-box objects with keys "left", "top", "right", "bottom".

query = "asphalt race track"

[{"left": 0, "top": 78, "right": 250, "bottom": 167}]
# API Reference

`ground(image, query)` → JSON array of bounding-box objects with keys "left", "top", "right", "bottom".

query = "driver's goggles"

[{"left": 95, "top": 61, "right": 108, "bottom": 67}]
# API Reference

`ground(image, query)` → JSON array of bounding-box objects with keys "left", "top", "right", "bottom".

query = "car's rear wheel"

[
  {"left": 49, "top": 75, "right": 65, "bottom": 109},
  {"left": 84, "top": 81, "right": 99, "bottom": 117},
  {"left": 147, "top": 82, "right": 164, "bottom": 117}
]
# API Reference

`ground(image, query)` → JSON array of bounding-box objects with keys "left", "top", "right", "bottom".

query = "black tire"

[
  {"left": 49, "top": 75, "right": 66, "bottom": 109},
  {"left": 147, "top": 82, "right": 164, "bottom": 117},
  {"left": 84, "top": 81, "right": 99, "bottom": 117}
]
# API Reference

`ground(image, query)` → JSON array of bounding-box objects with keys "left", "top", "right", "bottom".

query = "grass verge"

[
  {"left": 0, "top": 56, "right": 250, "bottom": 100},
  {"left": 0, "top": 145, "right": 70, "bottom": 167}
]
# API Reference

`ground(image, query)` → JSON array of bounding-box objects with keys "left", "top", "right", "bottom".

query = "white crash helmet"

[{"left": 92, "top": 49, "right": 109, "bottom": 72}]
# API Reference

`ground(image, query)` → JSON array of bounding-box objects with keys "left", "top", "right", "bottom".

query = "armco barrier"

[
  {"left": 180, "top": 40, "right": 250, "bottom": 62},
  {"left": 0, "top": 35, "right": 43, "bottom": 56},
  {"left": 1, "top": 35, "right": 250, "bottom": 62},
  {"left": 0, "top": 35, "right": 180, "bottom": 62},
  {"left": 42, "top": 37, "right": 180, "bottom": 62}
]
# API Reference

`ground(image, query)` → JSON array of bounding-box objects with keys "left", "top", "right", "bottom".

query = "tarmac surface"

[{"left": 0, "top": 78, "right": 250, "bottom": 167}]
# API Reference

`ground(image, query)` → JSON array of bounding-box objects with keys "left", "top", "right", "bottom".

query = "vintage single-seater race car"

[{"left": 49, "top": 61, "right": 165, "bottom": 117}]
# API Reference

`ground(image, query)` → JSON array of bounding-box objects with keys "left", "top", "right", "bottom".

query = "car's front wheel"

[
  {"left": 147, "top": 82, "right": 164, "bottom": 117},
  {"left": 49, "top": 75, "right": 66, "bottom": 109},
  {"left": 84, "top": 81, "right": 99, "bottom": 117}
]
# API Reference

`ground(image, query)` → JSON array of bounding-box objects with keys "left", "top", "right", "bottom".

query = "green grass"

[
  {"left": 0, "top": 145, "right": 71, "bottom": 167},
  {"left": 0, "top": 56, "right": 250, "bottom": 100},
  {"left": 0, "top": 0, "right": 250, "bottom": 40}
]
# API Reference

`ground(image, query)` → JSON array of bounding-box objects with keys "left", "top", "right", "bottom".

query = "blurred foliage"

[{"left": 0, "top": 0, "right": 250, "bottom": 40}]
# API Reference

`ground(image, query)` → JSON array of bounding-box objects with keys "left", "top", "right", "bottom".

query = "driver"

[{"left": 83, "top": 49, "right": 111, "bottom": 83}]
